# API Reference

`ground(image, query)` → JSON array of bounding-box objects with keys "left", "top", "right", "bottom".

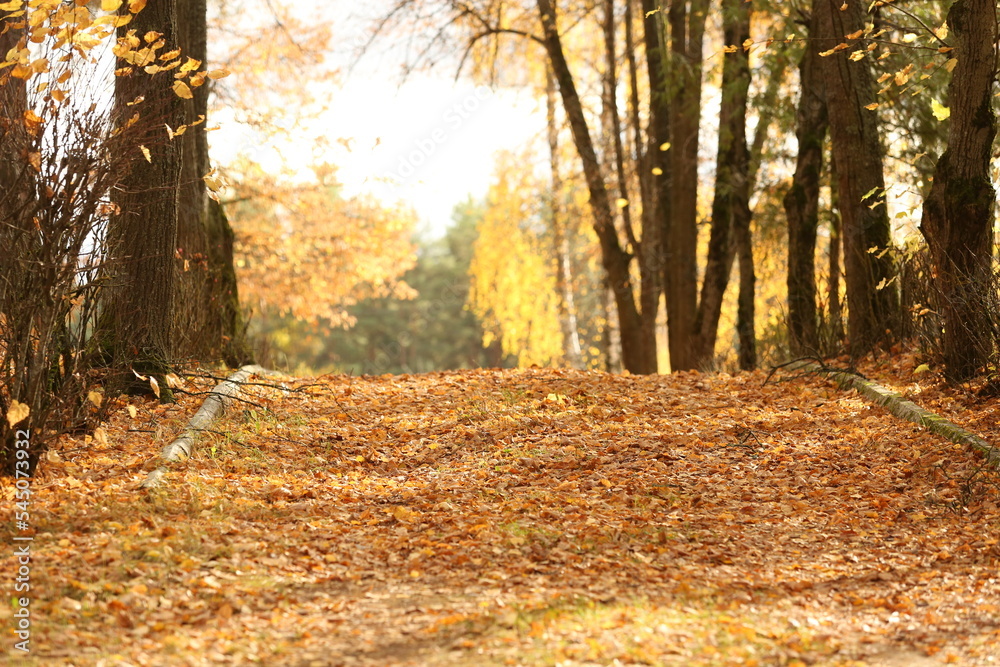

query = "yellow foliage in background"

[
  {"left": 468, "top": 155, "right": 563, "bottom": 367},
  {"left": 230, "top": 161, "right": 417, "bottom": 327}
]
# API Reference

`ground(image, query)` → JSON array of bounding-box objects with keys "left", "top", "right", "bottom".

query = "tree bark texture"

[
  {"left": 0, "top": 15, "right": 30, "bottom": 307},
  {"left": 815, "top": 0, "right": 898, "bottom": 358},
  {"left": 783, "top": 7, "right": 828, "bottom": 356},
  {"left": 174, "top": 0, "right": 252, "bottom": 366},
  {"left": 664, "top": 0, "right": 707, "bottom": 371},
  {"left": 640, "top": 0, "right": 671, "bottom": 370},
  {"left": 692, "top": 0, "right": 751, "bottom": 369},
  {"left": 628, "top": 0, "right": 662, "bottom": 372},
  {"left": 104, "top": 0, "right": 183, "bottom": 378},
  {"left": 919, "top": 0, "right": 997, "bottom": 381}
]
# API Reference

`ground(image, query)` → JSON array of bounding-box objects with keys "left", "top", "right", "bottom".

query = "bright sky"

[
  {"left": 214, "top": 0, "right": 546, "bottom": 238},
  {"left": 323, "top": 75, "right": 542, "bottom": 237}
]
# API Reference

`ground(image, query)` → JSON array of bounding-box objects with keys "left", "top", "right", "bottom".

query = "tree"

[
  {"left": 662, "top": 0, "right": 708, "bottom": 371},
  {"left": 535, "top": 0, "right": 654, "bottom": 374},
  {"left": 0, "top": 8, "right": 29, "bottom": 305},
  {"left": 173, "top": 0, "right": 251, "bottom": 366},
  {"left": 545, "top": 65, "right": 584, "bottom": 369},
  {"left": 783, "top": 6, "right": 828, "bottom": 356},
  {"left": 468, "top": 153, "right": 564, "bottom": 367},
  {"left": 919, "top": 0, "right": 997, "bottom": 381},
  {"left": 230, "top": 163, "right": 416, "bottom": 327},
  {"left": 692, "top": 0, "right": 753, "bottom": 369},
  {"left": 281, "top": 200, "right": 509, "bottom": 374},
  {"left": 815, "top": 0, "right": 898, "bottom": 358},
  {"left": 100, "top": 0, "right": 185, "bottom": 391}
]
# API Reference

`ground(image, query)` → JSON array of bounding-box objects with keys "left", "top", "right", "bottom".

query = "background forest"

[{"left": 1, "top": 0, "right": 999, "bottom": 473}]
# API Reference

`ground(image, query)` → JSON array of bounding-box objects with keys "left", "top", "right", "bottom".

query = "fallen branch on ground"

[
  {"left": 140, "top": 365, "right": 286, "bottom": 489},
  {"left": 786, "top": 361, "right": 1000, "bottom": 467}
]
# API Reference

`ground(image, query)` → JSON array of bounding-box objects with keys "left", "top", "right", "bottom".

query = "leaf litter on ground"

[{"left": 2, "top": 362, "right": 999, "bottom": 666}]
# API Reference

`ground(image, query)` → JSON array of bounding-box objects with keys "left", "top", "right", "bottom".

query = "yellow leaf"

[
  {"left": 392, "top": 506, "right": 418, "bottom": 523},
  {"left": 139, "top": 144, "right": 151, "bottom": 162},
  {"left": 0, "top": 0, "right": 22, "bottom": 10},
  {"left": 172, "top": 80, "right": 192, "bottom": 99},
  {"left": 101, "top": 0, "right": 122, "bottom": 10},
  {"left": 615, "top": 198, "right": 629, "bottom": 209},
  {"left": 913, "top": 363, "right": 930, "bottom": 375},
  {"left": 148, "top": 376, "right": 160, "bottom": 398},
  {"left": 651, "top": 167, "right": 663, "bottom": 176},
  {"left": 206, "top": 68, "right": 229, "bottom": 79},
  {"left": 943, "top": 58, "right": 957, "bottom": 73},
  {"left": 203, "top": 170, "right": 224, "bottom": 192},
  {"left": 659, "top": 142, "right": 670, "bottom": 151},
  {"left": 742, "top": 37, "right": 753, "bottom": 51},
  {"left": 179, "top": 57, "right": 201, "bottom": 73},
  {"left": 6, "top": 400, "right": 29, "bottom": 427},
  {"left": 931, "top": 99, "right": 950, "bottom": 121},
  {"left": 128, "top": 0, "right": 145, "bottom": 12},
  {"left": 87, "top": 390, "right": 103, "bottom": 407},
  {"left": 127, "top": 404, "right": 137, "bottom": 419}
]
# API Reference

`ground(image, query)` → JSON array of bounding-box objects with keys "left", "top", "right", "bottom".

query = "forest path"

[{"left": 3, "top": 364, "right": 999, "bottom": 665}]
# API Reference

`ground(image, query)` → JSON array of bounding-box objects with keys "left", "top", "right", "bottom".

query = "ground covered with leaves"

[{"left": 3, "top": 360, "right": 1000, "bottom": 666}]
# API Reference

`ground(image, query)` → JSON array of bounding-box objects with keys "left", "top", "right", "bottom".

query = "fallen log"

[
  {"left": 141, "top": 365, "right": 285, "bottom": 489},
  {"left": 796, "top": 362, "right": 1000, "bottom": 467}
]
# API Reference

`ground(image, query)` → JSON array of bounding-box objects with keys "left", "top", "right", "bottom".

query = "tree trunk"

[
  {"left": 664, "top": 0, "right": 707, "bottom": 371},
  {"left": 783, "top": 6, "right": 828, "bottom": 356},
  {"left": 174, "top": 0, "right": 252, "bottom": 366},
  {"left": 827, "top": 160, "right": 845, "bottom": 348},
  {"left": 102, "top": 0, "right": 183, "bottom": 388},
  {"left": 734, "top": 200, "right": 756, "bottom": 370},
  {"left": 692, "top": 0, "right": 750, "bottom": 369},
  {"left": 919, "top": 0, "right": 997, "bottom": 381},
  {"left": 536, "top": 0, "right": 649, "bottom": 374},
  {"left": 545, "top": 66, "right": 584, "bottom": 369},
  {"left": 627, "top": 0, "right": 661, "bottom": 372},
  {"left": 0, "top": 15, "right": 30, "bottom": 308},
  {"left": 602, "top": 0, "right": 657, "bottom": 373},
  {"left": 640, "top": 0, "right": 670, "bottom": 370},
  {"left": 815, "top": 0, "right": 897, "bottom": 358}
]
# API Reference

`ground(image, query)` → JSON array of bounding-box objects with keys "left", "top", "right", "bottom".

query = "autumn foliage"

[
  {"left": 228, "top": 162, "right": 417, "bottom": 327},
  {"left": 2, "top": 358, "right": 999, "bottom": 663}
]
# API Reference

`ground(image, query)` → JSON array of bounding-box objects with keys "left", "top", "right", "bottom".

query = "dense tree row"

[{"left": 371, "top": 0, "right": 998, "bottom": 380}]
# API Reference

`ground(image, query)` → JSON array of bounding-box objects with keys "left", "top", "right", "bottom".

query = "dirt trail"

[{"left": 2, "top": 366, "right": 998, "bottom": 665}]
